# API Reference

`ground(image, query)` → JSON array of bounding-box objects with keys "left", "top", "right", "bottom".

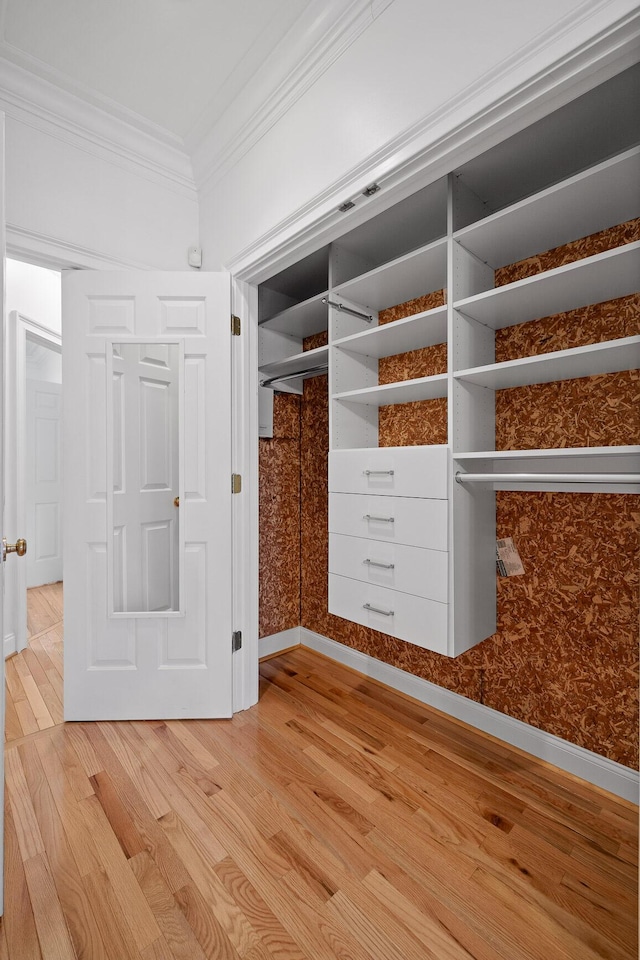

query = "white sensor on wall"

[{"left": 188, "top": 245, "right": 202, "bottom": 268}]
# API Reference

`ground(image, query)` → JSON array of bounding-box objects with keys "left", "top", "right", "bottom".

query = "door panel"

[{"left": 63, "top": 271, "right": 233, "bottom": 720}]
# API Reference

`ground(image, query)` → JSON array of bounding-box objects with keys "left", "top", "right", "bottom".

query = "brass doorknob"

[
  {"left": 3, "top": 538, "right": 27, "bottom": 561},
  {"left": 174, "top": 496, "right": 180, "bottom": 508}
]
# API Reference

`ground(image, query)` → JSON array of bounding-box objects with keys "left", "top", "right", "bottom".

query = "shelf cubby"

[
  {"left": 454, "top": 241, "right": 640, "bottom": 329},
  {"left": 334, "top": 237, "right": 447, "bottom": 312},
  {"left": 333, "top": 305, "right": 447, "bottom": 357},
  {"left": 258, "top": 292, "right": 328, "bottom": 338},
  {"left": 454, "top": 147, "right": 640, "bottom": 268},
  {"left": 333, "top": 373, "right": 448, "bottom": 407},
  {"left": 454, "top": 336, "right": 640, "bottom": 390}
]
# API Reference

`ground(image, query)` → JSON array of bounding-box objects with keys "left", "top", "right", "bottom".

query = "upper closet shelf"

[
  {"left": 333, "top": 238, "right": 447, "bottom": 312},
  {"left": 333, "top": 306, "right": 447, "bottom": 358},
  {"left": 454, "top": 147, "right": 640, "bottom": 268},
  {"left": 333, "top": 373, "right": 447, "bottom": 406},
  {"left": 258, "top": 292, "right": 328, "bottom": 337},
  {"left": 454, "top": 336, "right": 640, "bottom": 390},
  {"left": 259, "top": 344, "right": 328, "bottom": 382},
  {"left": 454, "top": 241, "right": 640, "bottom": 329}
]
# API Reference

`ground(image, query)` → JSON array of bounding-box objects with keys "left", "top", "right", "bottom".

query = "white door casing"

[
  {"left": 0, "top": 113, "right": 7, "bottom": 914},
  {"left": 26, "top": 378, "right": 63, "bottom": 587},
  {"left": 63, "top": 271, "right": 233, "bottom": 720}
]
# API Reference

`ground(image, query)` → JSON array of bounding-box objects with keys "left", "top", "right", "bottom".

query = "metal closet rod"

[
  {"left": 322, "top": 298, "right": 373, "bottom": 323},
  {"left": 455, "top": 471, "right": 640, "bottom": 484},
  {"left": 260, "top": 363, "right": 328, "bottom": 388}
]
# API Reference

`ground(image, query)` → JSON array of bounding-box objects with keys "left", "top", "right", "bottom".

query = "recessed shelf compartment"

[
  {"left": 454, "top": 241, "right": 640, "bottom": 329},
  {"left": 454, "top": 336, "right": 640, "bottom": 390},
  {"left": 334, "top": 237, "right": 447, "bottom": 311},
  {"left": 334, "top": 373, "right": 447, "bottom": 406},
  {"left": 333, "top": 305, "right": 447, "bottom": 357},
  {"left": 258, "top": 292, "right": 328, "bottom": 337},
  {"left": 454, "top": 147, "right": 640, "bottom": 267}
]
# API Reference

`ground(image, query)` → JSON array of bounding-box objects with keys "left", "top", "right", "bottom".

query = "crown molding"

[
  {"left": 227, "top": 3, "right": 640, "bottom": 282},
  {"left": 192, "top": 0, "right": 395, "bottom": 197},
  {"left": 0, "top": 49, "right": 197, "bottom": 199},
  {"left": 6, "top": 222, "right": 156, "bottom": 271}
]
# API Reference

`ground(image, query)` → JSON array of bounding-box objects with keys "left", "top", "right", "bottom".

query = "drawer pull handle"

[
  {"left": 363, "top": 469, "right": 394, "bottom": 476},
  {"left": 363, "top": 514, "right": 394, "bottom": 523},
  {"left": 363, "top": 602, "right": 394, "bottom": 617},
  {"left": 364, "top": 559, "right": 395, "bottom": 569}
]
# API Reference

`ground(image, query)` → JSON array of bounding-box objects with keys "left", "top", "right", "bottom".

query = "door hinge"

[
  {"left": 232, "top": 473, "right": 242, "bottom": 494},
  {"left": 232, "top": 630, "right": 242, "bottom": 653},
  {"left": 231, "top": 314, "right": 241, "bottom": 336}
]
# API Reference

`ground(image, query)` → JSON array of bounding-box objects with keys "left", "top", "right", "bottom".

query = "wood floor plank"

[
  {"left": 19, "top": 740, "right": 109, "bottom": 960},
  {"left": 23, "top": 854, "right": 77, "bottom": 960},
  {"left": 3, "top": 606, "right": 637, "bottom": 960},
  {"left": 3, "top": 801, "right": 43, "bottom": 960},
  {"left": 78, "top": 794, "right": 161, "bottom": 951}
]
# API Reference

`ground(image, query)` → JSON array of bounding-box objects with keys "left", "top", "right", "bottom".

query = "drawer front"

[
  {"left": 329, "top": 533, "right": 448, "bottom": 603},
  {"left": 329, "top": 574, "right": 448, "bottom": 654},
  {"left": 329, "top": 446, "right": 448, "bottom": 499},
  {"left": 329, "top": 493, "right": 448, "bottom": 551}
]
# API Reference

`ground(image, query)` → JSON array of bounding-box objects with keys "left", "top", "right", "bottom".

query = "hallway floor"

[
  {"left": 1, "top": 605, "right": 638, "bottom": 959},
  {"left": 5, "top": 582, "right": 63, "bottom": 743}
]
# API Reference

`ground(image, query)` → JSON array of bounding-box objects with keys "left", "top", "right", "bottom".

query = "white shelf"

[
  {"left": 333, "top": 374, "right": 447, "bottom": 407},
  {"left": 454, "top": 147, "right": 640, "bottom": 268},
  {"left": 259, "top": 344, "right": 328, "bottom": 381},
  {"left": 333, "top": 305, "right": 447, "bottom": 358},
  {"left": 454, "top": 242, "right": 640, "bottom": 330},
  {"left": 334, "top": 238, "right": 447, "bottom": 312},
  {"left": 259, "top": 292, "right": 328, "bottom": 337},
  {"left": 454, "top": 446, "right": 640, "bottom": 461},
  {"left": 454, "top": 336, "right": 640, "bottom": 390}
]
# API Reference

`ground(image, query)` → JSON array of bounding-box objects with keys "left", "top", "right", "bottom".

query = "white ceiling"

[{"left": 0, "top": 0, "right": 314, "bottom": 142}]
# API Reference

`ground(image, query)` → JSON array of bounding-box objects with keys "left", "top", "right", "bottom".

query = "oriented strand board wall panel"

[{"left": 258, "top": 393, "right": 301, "bottom": 637}]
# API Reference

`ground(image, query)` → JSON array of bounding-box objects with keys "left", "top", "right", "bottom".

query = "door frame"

[
  {"left": 7, "top": 311, "right": 61, "bottom": 654},
  {"left": 4, "top": 242, "right": 258, "bottom": 712}
]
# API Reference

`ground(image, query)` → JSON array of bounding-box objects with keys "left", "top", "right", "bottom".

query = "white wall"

[
  {"left": 7, "top": 259, "right": 61, "bottom": 333},
  {"left": 1, "top": 62, "right": 199, "bottom": 271},
  {"left": 198, "top": 0, "right": 640, "bottom": 270}
]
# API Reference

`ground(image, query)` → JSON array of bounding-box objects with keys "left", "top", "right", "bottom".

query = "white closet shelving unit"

[{"left": 258, "top": 65, "right": 640, "bottom": 656}]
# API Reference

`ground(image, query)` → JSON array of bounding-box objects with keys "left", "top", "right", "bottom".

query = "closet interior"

[{"left": 257, "top": 64, "right": 640, "bottom": 765}]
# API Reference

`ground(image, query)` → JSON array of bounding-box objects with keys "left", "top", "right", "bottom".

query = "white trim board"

[
  {"left": 259, "top": 628, "right": 640, "bottom": 806},
  {"left": 3, "top": 634, "right": 16, "bottom": 660},
  {"left": 259, "top": 627, "right": 301, "bottom": 661}
]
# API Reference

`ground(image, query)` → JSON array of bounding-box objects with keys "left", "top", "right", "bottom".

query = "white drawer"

[
  {"left": 329, "top": 493, "right": 448, "bottom": 551},
  {"left": 329, "top": 533, "right": 448, "bottom": 603},
  {"left": 329, "top": 574, "right": 448, "bottom": 654},
  {"left": 329, "top": 446, "right": 448, "bottom": 499}
]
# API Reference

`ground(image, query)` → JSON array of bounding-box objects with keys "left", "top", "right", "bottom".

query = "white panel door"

[
  {"left": 26, "top": 379, "right": 63, "bottom": 587},
  {"left": 63, "top": 271, "right": 233, "bottom": 720}
]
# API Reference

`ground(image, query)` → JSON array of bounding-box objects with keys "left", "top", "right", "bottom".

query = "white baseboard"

[
  {"left": 259, "top": 627, "right": 301, "bottom": 660},
  {"left": 299, "top": 628, "right": 639, "bottom": 806},
  {"left": 3, "top": 632, "right": 16, "bottom": 659}
]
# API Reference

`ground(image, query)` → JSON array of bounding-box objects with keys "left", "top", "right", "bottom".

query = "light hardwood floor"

[{"left": 2, "top": 588, "right": 638, "bottom": 959}]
